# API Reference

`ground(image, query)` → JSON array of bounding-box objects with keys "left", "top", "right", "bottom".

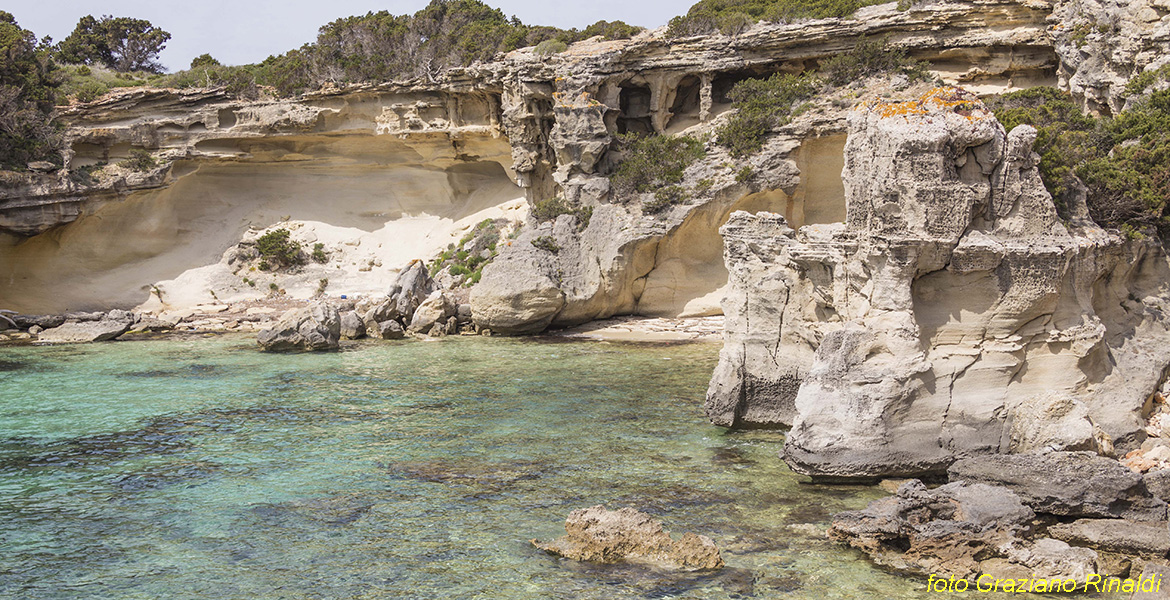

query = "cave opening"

[
  {"left": 666, "top": 75, "right": 702, "bottom": 131},
  {"left": 617, "top": 83, "right": 654, "bottom": 135}
]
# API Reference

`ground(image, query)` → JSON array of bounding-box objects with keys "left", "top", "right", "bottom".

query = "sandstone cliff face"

[
  {"left": 0, "top": 0, "right": 1066, "bottom": 316},
  {"left": 707, "top": 88, "right": 1170, "bottom": 479}
]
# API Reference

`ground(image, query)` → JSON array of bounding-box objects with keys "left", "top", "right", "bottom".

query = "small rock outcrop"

[
  {"left": 256, "top": 303, "right": 341, "bottom": 351},
  {"left": 948, "top": 452, "right": 1168, "bottom": 521},
  {"left": 533, "top": 506, "right": 724, "bottom": 571},
  {"left": 36, "top": 315, "right": 132, "bottom": 343}
]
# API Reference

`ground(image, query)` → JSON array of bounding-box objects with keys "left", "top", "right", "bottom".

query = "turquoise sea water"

[{"left": 0, "top": 335, "right": 1030, "bottom": 599}]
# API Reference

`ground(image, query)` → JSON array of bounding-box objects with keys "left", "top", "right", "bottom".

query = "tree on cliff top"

[
  {"left": 668, "top": 0, "right": 887, "bottom": 36},
  {"left": 57, "top": 15, "right": 171, "bottom": 73},
  {"left": 0, "top": 11, "right": 60, "bottom": 170}
]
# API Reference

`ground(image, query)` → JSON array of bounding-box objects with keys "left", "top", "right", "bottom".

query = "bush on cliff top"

[
  {"left": 988, "top": 86, "right": 1170, "bottom": 236},
  {"left": 0, "top": 12, "right": 61, "bottom": 170},
  {"left": 667, "top": 0, "right": 887, "bottom": 37}
]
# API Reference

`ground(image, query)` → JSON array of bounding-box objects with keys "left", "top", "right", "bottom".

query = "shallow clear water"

[{"left": 0, "top": 335, "right": 1026, "bottom": 599}]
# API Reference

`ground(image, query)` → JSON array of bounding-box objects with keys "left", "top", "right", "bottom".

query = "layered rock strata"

[{"left": 707, "top": 88, "right": 1170, "bottom": 480}]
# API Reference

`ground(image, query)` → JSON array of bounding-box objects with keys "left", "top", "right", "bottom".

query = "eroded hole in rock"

[
  {"left": 666, "top": 76, "right": 702, "bottom": 132},
  {"left": 218, "top": 108, "right": 237, "bottom": 129},
  {"left": 71, "top": 142, "right": 106, "bottom": 167},
  {"left": 618, "top": 83, "right": 653, "bottom": 135}
]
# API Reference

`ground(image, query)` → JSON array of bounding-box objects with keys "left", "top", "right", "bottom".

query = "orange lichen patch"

[
  {"left": 553, "top": 91, "right": 603, "bottom": 109},
  {"left": 855, "top": 87, "right": 993, "bottom": 122}
]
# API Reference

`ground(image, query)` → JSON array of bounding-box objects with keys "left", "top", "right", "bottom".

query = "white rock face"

[
  {"left": 707, "top": 88, "right": 1170, "bottom": 479},
  {"left": 256, "top": 303, "right": 341, "bottom": 351}
]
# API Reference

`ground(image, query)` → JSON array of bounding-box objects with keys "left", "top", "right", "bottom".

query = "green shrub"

[
  {"left": 667, "top": 0, "right": 887, "bottom": 37},
  {"left": 1124, "top": 64, "right": 1170, "bottom": 97},
  {"left": 531, "top": 196, "right": 593, "bottom": 230},
  {"left": 580, "top": 20, "right": 643, "bottom": 40},
  {"left": 311, "top": 242, "right": 327, "bottom": 263},
  {"left": 534, "top": 39, "right": 568, "bottom": 55},
  {"left": 821, "top": 36, "right": 928, "bottom": 87},
  {"left": 612, "top": 134, "right": 706, "bottom": 197},
  {"left": 74, "top": 80, "right": 107, "bottom": 103},
  {"left": 427, "top": 218, "right": 503, "bottom": 286},
  {"left": 121, "top": 149, "right": 156, "bottom": 171},
  {"left": 531, "top": 235, "right": 560, "bottom": 253},
  {"left": 0, "top": 12, "right": 61, "bottom": 170},
  {"left": 644, "top": 185, "right": 688, "bottom": 213},
  {"left": 695, "top": 178, "right": 714, "bottom": 194},
  {"left": 736, "top": 165, "right": 754, "bottom": 183},
  {"left": 716, "top": 73, "right": 817, "bottom": 157},
  {"left": 255, "top": 229, "right": 305, "bottom": 268},
  {"left": 988, "top": 86, "right": 1170, "bottom": 235}
]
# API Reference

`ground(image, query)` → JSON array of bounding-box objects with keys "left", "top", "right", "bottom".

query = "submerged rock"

[
  {"left": 256, "top": 302, "right": 340, "bottom": 351},
  {"left": 534, "top": 505, "right": 724, "bottom": 571}
]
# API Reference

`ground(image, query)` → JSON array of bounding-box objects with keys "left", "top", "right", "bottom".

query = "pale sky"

[{"left": 14, "top": 1, "right": 691, "bottom": 72}]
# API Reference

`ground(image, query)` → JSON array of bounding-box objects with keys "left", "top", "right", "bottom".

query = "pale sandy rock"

[
  {"left": 533, "top": 506, "right": 723, "bottom": 570},
  {"left": 256, "top": 303, "right": 340, "bottom": 351},
  {"left": 339, "top": 311, "right": 365, "bottom": 340},
  {"left": 1004, "top": 538, "right": 1101, "bottom": 582},
  {"left": 1010, "top": 392, "right": 1109, "bottom": 454},
  {"left": 1048, "top": 518, "right": 1170, "bottom": 558},
  {"left": 408, "top": 291, "right": 455, "bottom": 333},
  {"left": 368, "top": 320, "right": 405, "bottom": 340},
  {"left": 37, "top": 318, "right": 131, "bottom": 343}
]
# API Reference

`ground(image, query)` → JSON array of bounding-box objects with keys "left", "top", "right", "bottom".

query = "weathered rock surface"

[
  {"left": 408, "top": 291, "right": 455, "bottom": 334},
  {"left": 1048, "top": 518, "right": 1170, "bottom": 558},
  {"left": 36, "top": 317, "right": 132, "bottom": 343},
  {"left": 390, "top": 261, "right": 435, "bottom": 321},
  {"left": 948, "top": 452, "right": 1168, "bottom": 521},
  {"left": 533, "top": 505, "right": 724, "bottom": 571},
  {"left": 828, "top": 480, "right": 1036, "bottom": 579},
  {"left": 1009, "top": 392, "right": 1112, "bottom": 455},
  {"left": 368, "top": 319, "right": 405, "bottom": 340},
  {"left": 701, "top": 87, "right": 1170, "bottom": 479},
  {"left": 256, "top": 303, "right": 341, "bottom": 351},
  {"left": 339, "top": 311, "right": 365, "bottom": 340}
]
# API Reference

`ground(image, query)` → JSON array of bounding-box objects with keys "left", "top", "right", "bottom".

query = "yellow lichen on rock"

[{"left": 856, "top": 86, "right": 993, "bottom": 122}]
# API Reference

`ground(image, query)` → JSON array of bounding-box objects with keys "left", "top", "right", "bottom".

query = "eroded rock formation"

[
  {"left": 533, "top": 505, "right": 724, "bottom": 570},
  {"left": 707, "top": 88, "right": 1170, "bottom": 479}
]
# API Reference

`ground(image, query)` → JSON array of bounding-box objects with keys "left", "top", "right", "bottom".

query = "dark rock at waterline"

[
  {"left": 12, "top": 314, "right": 65, "bottom": 329},
  {"left": 534, "top": 505, "right": 724, "bottom": 570},
  {"left": 948, "top": 451, "right": 1168, "bottom": 521},
  {"left": 829, "top": 480, "right": 1035, "bottom": 579},
  {"left": 257, "top": 303, "right": 340, "bottom": 351}
]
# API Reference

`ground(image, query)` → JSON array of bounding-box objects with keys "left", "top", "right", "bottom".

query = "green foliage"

[
  {"left": 427, "top": 218, "right": 502, "bottom": 286},
  {"left": 531, "top": 196, "right": 593, "bottom": 230},
  {"left": 1124, "top": 64, "right": 1170, "bottom": 97},
  {"left": 716, "top": 73, "right": 817, "bottom": 157},
  {"left": 0, "top": 12, "right": 61, "bottom": 170},
  {"left": 580, "top": 20, "right": 643, "bottom": 40},
  {"left": 531, "top": 235, "right": 560, "bottom": 254},
  {"left": 667, "top": 0, "right": 887, "bottom": 37},
  {"left": 255, "top": 229, "right": 305, "bottom": 269},
  {"left": 56, "top": 15, "right": 171, "bottom": 73},
  {"left": 120, "top": 148, "right": 156, "bottom": 171},
  {"left": 821, "top": 36, "right": 928, "bottom": 86},
  {"left": 644, "top": 185, "right": 688, "bottom": 213},
  {"left": 736, "top": 165, "right": 754, "bottom": 182},
  {"left": 534, "top": 39, "right": 568, "bottom": 56},
  {"left": 317, "top": 278, "right": 329, "bottom": 295},
  {"left": 311, "top": 242, "right": 328, "bottom": 263},
  {"left": 988, "top": 86, "right": 1170, "bottom": 234},
  {"left": 612, "top": 134, "right": 706, "bottom": 198},
  {"left": 695, "top": 178, "right": 714, "bottom": 194},
  {"left": 190, "top": 54, "right": 219, "bottom": 69}
]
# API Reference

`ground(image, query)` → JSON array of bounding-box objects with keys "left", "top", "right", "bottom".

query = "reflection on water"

[{"left": 0, "top": 336, "right": 1024, "bottom": 599}]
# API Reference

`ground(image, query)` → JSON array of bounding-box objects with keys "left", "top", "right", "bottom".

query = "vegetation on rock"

[
  {"left": 612, "top": 134, "right": 706, "bottom": 196},
  {"left": 428, "top": 218, "right": 502, "bottom": 286},
  {"left": 0, "top": 12, "right": 60, "bottom": 170},
  {"left": 667, "top": 0, "right": 887, "bottom": 37},
  {"left": 255, "top": 229, "right": 306, "bottom": 270},
  {"left": 120, "top": 149, "right": 157, "bottom": 172},
  {"left": 531, "top": 196, "right": 592, "bottom": 230},
  {"left": 988, "top": 86, "right": 1170, "bottom": 235}
]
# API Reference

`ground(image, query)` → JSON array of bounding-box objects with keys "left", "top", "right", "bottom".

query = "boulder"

[
  {"left": 12, "top": 314, "right": 66, "bottom": 330},
  {"left": 364, "top": 298, "right": 401, "bottom": 326},
  {"left": 256, "top": 303, "right": 341, "bottom": 351},
  {"left": 1009, "top": 392, "right": 1110, "bottom": 455},
  {"left": 470, "top": 244, "right": 565, "bottom": 335},
  {"left": 948, "top": 452, "right": 1168, "bottom": 521},
  {"left": 1004, "top": 537, "right": 1100, "bottom": 582},
  {"left": 408, "top": 291, "right": 455, "bottom": 333},
  {"left": 37, "top": 318, "right": 132, "bottom": 343},
  {"left": 1143, "top": 469, "right": 1170, "bottom": 503},
  {"left": 129, "top": 317, "right": 174, "bottom": 333},
  {"left": 339, "top": 311, "right": 365, "bottom": 340},
  {"left": 1048, "top": 518, "right": 1170, "bottom": 558},
  {"left": 389, "top": 260, "right": 435, "bottom": 319},
  {"left": 829, "top": 480, "right": 1034, "bottom": 579},
  {"left": 533, "top": 505, "right": 723, "bottom": 570},
  {"left": 368, "top": 320, "right": 405, "bottom": 340}
]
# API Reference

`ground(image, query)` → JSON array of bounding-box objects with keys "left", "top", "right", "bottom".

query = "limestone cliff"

[
  {"left": 0, "top": 0, "right": 1070, "bottom": 316},
  {"left": 707, "top": 88, "right": 1170, "bottom": 480}
]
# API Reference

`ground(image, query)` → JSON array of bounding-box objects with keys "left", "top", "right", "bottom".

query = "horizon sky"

[{"left": 12, "top": 1, "right": 692, "bottom": 73}]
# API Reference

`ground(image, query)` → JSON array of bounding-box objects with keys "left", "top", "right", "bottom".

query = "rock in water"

[
  {"left": 37, "top": 317, "right": 132, "bottom": 343},
  {"left": 257, "top": 303, "right": 341, "bottom": 351},
  {"left": 368, "top": 320, "right": 405, "bottom": 340},
  {"left": 408, "top": 291, "right": 454, "bottom": 333},
  {"left": 390, "top": 260, "right": 434, "bottom": 320},
  {"left": 948, "top": 451, "right": 1168, "bottom": 521},
  {"left": 533, "top": 505, "right": 723, "bottom": 570},
  {"left": 339, "top": 311, "right": 365, "bottom": 340}
]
